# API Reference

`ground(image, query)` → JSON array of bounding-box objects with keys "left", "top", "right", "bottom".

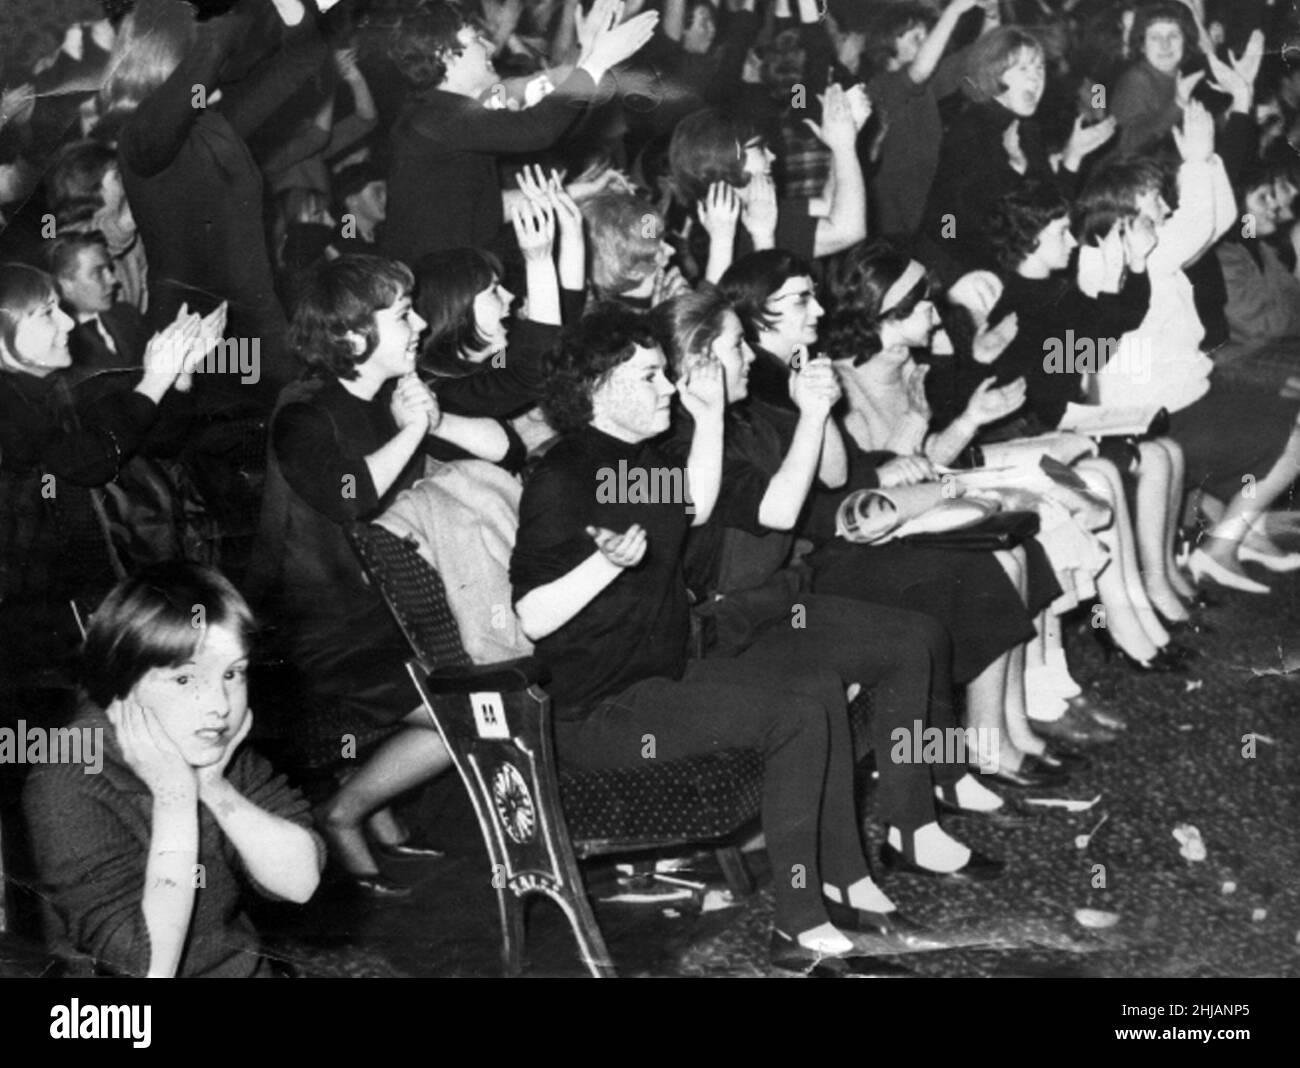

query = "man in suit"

[{"left": 48, "top": 231, "right": 150, "bottom": 375}]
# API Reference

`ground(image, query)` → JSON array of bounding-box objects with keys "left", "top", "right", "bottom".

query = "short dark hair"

[
  {"left": 863, "top": 2, "right": 938, "bottom": 70},
  {"left": 669, "top": 108, "right": 762, "bottom": 206},
  {"left": 334, "top": 161, "right": 384, "bottom": 206},
  {"left": 821, "top": 239, "right": 926, "bottom": 364},
  {"left": 390, "top": 1, "right": 476, "bottom": 90},
  {"left": 79, "top": 562, "right": 255, "bottom": 709},
  {"left": 1076, "top": 157, "right": 1172, "bottom": 245},
  {"left": 288, "top": 254, "right": 414, "bottom": 380},
  {"left": 46, "top": 231, "right": 110, "bottom": 280},
  {"left": 543, "top": 303, "right": 660, "bottom": 435},
  {"left": 413, "top": 247, "right": 503, "bottom": 367},
  {"left": 47, "top": 140, "right": 117, "bottom": 222},
  {"left": 987, "top": 180, "right": 1072, "bottom": 272},
  {"left": 718, "top": 249, "right": 814, "bottom": 347},
  {"left": 1129, "top": 2, "right": 1200, "bottom": 68},
  {"left": 650, "top": 285, "right": 734, "bottom": 378}
]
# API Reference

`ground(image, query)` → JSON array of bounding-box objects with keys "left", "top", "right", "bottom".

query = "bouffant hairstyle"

[
  {"left": 543, "top": 303, "right": 661, "bottom": 435},
  {"left": 820, "top": 240, "right": 927, "bottom": 364},
  {"left": 1129, "top": 2, "right": 1200, "bottom": 69},
  {"left": 669, "top": 108, "right": 763, "bottom": 206},
  {"left": 580, "top": 192, "right": 664, "bottom": 298},
  {"left": 413, "top": 247, "right": 503, "bottom": 366},
  {"left": 1075, "top": 156, "right": 1172, "bottom": 245},
  {"left": 961, "top": 26, "right": 1044, "bottom": 104},
  {"left": 650, "top": 285, "right": 734, "bottom": 378},
  {"left": 987, "top": 180, "right": 1073, "bottom": 272},
  {"left": 389, "top": 1, "right": 476, "bottom": 90},
  {"left": 79, "top": 561, "right": 255, "bottom": 710},
  {"left": 288, "top": 254, "right": 414, "bottom": 380},
  {"left": 718, "top": 249, "right": 813, "bottom": 348}
]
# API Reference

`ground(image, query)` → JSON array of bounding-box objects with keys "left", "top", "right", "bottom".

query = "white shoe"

[
  {"left": 1237, "top": 544, "right": 1300, "bottom": 572},
  {"left": 1188, "top": 548, "right": 1271, "bottom": 594}
]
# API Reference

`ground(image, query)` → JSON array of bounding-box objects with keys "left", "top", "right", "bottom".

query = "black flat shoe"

[
  {"left": 1160, "top": 640, "right": 1199, "bottom": 663},
  {"left": 1020, "top": 752, "right": 1074, "bottom": 780},
  {"left": 370, "top": 839, "right": 446, "bottom": 860},
  {"left": 821, "top": 900, "right": 947, "bottom": 950},
  {"left": 1154, "top": 609, "right": 1216, "bottom": 636},
  {"left": 1034, "top": 747, "right": 1090, "bottom": 773},
  {"left": 879, "top": 841, "right": 1005, "bottom": 882},
  {"left": 1029, "top": 702, "right": 1118, "bottom": 747},
  {"left": 935, "top": 795, "right": 1039, "bottom": 828},
  {"left": 343, "top": 872, "right": 413, "bottom": 900},
  {"left": 768, "top": 932, "right": 914, "bottom": 977},
  {"left": 976, "top": 760, "right": 1068, "bottom": 789}
]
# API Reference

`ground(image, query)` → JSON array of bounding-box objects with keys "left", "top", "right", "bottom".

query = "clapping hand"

[
  {"left": 1173, "top": 98, "right": 1215, "bottom": 163},
  {"left": 972, "top": 311, "right": 1018, "bottom": 365},
  {"left": 791, "top": 356, "right": 842, "bottom": 416},
  {"left": 391, "top": 372, "right": 439, "bottom": 434},
  {"left": 965, "top": 375, "right": 1026, "bottom": 425},
  {"left": 803, "top": 83, "right": 859, "bottom": 151},
  {"left": 739, "top": 172, "right": 778, "bottom": 242}
]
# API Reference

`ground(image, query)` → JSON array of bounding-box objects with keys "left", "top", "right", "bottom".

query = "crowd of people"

[{"left": 1, "top": 0, "right": 1299, "bottom": 977}]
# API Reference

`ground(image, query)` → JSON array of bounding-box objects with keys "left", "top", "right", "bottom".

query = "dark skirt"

[
  {"left": 1167, "top": 376, "right": 1300, "bottom": 503},
  {"left": 808, "top": 537, "right": 1060, "bottom": 683}
]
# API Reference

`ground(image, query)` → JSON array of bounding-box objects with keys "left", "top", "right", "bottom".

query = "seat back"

[{"left": 345, "top": 523, "right": 472, "bottom": 673}]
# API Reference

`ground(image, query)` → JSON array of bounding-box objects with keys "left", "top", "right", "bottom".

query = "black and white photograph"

[{"left": 0, "top": 0, "right": 1296, "bottom": 1011}]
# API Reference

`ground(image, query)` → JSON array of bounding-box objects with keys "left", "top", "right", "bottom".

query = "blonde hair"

[{"left": 99, "top": 0, "right": 196, "bottom": 121}]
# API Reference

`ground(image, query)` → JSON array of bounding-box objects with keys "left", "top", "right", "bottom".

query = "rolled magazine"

[{"left": 836, "top": 483, "right": 999, "bottom": 545}]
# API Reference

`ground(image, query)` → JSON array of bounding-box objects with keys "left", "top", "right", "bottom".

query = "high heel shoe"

[
  {"left": 879, "top": 840, "right": 1005, "bottom": 882},
  {"left": 1092, "top": 627, "right": 1188, "bottom": 674},
  {"left": 1187, "top": 548, "right": 1271, "bottom": 594}
]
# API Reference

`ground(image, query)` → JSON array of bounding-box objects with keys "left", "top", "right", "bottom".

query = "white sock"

[
  {"left": 889, "top": 822, "right": 971, "bottom": 873},
  {"left": 843, "top": 875, "right": 896, "bottom": 913},
  {"left": 1025, "top": 667, "right": 1068, "bottom": 723},
  {"left": 1045, "top": 650, "right": 1082, "bottom": 698},
  {"left": 797, "top": 922, "right": 855, "bottom": 955},
  {"left": 938, "top": 773, "right": 1003, "bottom": 812}
]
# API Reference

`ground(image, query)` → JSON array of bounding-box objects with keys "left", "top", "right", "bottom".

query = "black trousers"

[
  {"left": 555, "top": 655, "right": 869, "bottom": 934},
  {"left": 732, "top": 593, "right": 963, "bottom": 830}
]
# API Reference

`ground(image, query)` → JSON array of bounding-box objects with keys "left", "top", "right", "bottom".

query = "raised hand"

[
  {"left": 106, "top": 698, "right": 196, "bottom": 800},
  {"left": 1206, "top": 30, "right": 1264, "bottom": 111},
  {"left": 804, "top": 83, "right": 859, "bottom": 152},
  {"left": 1062, "top": 114, "right": 1116, "bottom": 170},
  {"left": 972, "top": 311, "right": 1018, "bottom": 365},
  {"left": 1172, "top": 98, "right": 1214, "bottom": 163},
  {"left": 697, "top": 181, "right": 740, "bottom": 243},
  {"left": 544, "top": 172, "right": 585, "bottom": 239},
  {"left": 587, "top": 523, "right": 647, "bottom": 568},
  {"left": 578, "top": 0, "right": 660, "bottom": 79},
  {"left": 965, "top": 375, "right": 1025, "bottom": 425},
  {"left": 677, "top": 356, "right": 726, "bottom": 420},
  {"left": 844, "top": 83, "right": 873, "bottom": 133},
  {"left": 739, "top": 172, "right": 778, "bottom": 244},
  {"left": 510, "top": 197, "right": 557, "bottom": 261}
]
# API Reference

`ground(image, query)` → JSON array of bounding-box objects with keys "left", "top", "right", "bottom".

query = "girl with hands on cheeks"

[{"left": 24, "top": 563, "right": 323, "bottom": 978}]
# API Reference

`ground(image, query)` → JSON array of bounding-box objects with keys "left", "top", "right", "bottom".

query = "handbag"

[{"left": 900, "top": 510, "right": 1040, "bottom": 551}]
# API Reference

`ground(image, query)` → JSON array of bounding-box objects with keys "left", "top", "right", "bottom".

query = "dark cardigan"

[{"left": 118, "top": 14, "right": 326, "bottom": 408}]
